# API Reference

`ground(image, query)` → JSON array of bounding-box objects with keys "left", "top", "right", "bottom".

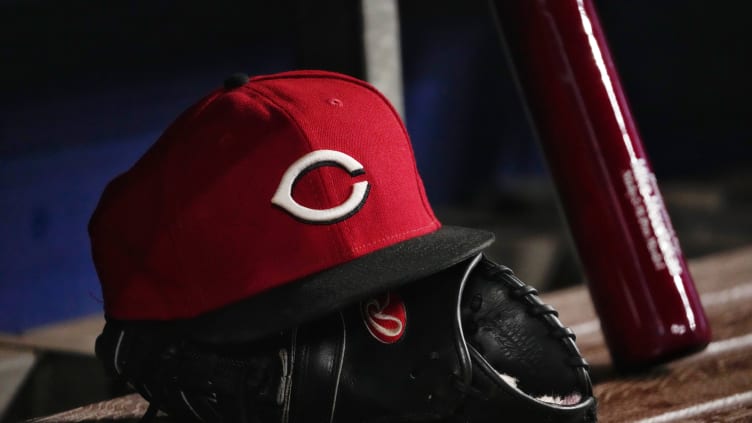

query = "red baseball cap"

[{"left": 89, "top": 70, "right": 494, "bottom": 342}]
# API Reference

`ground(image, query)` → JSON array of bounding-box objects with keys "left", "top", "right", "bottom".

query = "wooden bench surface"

[{"left": 26, "top": 245, "right": 752, "bottom": 422}]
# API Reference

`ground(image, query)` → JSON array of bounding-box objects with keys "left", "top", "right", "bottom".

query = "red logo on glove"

[{"left": 361, "top": 292, "right": 407, "bottom": 344}]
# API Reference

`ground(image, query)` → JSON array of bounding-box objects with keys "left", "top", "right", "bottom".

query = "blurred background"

[{"left": 1, "top": 0, "right": 750, "bottom": 420}]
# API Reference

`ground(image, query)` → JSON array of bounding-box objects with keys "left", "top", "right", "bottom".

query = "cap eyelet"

[{"left": 327, "top": 98, "right": 343, "bottom": 107}]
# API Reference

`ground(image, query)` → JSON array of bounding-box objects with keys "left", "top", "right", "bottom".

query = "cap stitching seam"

[
  {"left": 313, "top": 76, "right": 438, "bottom": 223},
  {"left": 165, "top": 90, "right": 227, "bottom": 316},
  {"left": 342, "top": 80, "right": 436, "bottom": 224},
  {"left": 246, "top": 84, "right": 348, "bottom": 253},
  {"left": 350, "top": 221, "right": 439, "bottom": 253}
]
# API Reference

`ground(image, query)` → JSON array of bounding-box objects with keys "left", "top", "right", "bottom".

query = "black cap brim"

[{"left": 183, "top": 226, "right": 494, "bottom": 343}]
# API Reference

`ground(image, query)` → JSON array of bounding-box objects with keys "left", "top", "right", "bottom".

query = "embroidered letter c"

[{"left": 271, "top": 150, "right": 370, "bottom": 224}]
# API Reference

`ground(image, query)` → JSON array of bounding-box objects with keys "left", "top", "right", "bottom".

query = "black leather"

[
  {"left": 461, "top": 257, "right": 589, "bottom": 399},
  {"left": 96, "top": 260, "right": 474, "bottom": 422},
  {"left": 284, "top": 313, "right": 345, "bottom": 423},
  {"left": 96, "top": 323, "right": 285, "bottom": 422},
  {"left": 96, "top": 254, "right": 597, "bottom": 422},
  {"left": 331, "top": 259, "right": 472, "bottom": 422},
  {"left": 459, "top": 258, "right": 597, "bottom": 422}
]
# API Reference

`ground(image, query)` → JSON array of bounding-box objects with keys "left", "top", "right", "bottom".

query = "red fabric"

[{"left": 89, "top": 71, "right": 440, "bottom": 320}]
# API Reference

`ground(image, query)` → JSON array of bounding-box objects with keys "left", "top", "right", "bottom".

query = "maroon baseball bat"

[{"left": 490, "top": 0, "right": 711, "bottom": 369}]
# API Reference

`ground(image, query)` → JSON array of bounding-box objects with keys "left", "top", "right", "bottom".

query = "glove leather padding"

[{"left": 96, "top": 254, "right": 596, "bottom": 422}]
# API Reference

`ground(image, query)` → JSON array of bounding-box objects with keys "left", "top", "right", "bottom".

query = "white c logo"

[{"left": 271, "top": 150, "right": 370, "bottom": 224}]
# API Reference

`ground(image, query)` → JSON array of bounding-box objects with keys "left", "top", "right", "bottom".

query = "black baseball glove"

[{"left": 96, "top": 254, "right": 596, "bottom": 422}]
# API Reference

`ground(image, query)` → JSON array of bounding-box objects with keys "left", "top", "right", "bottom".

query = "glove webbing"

[
  {"left": 486, "top": 263, "right": 593, "bottom": 398},
  {"left": 459, "top": 259, "right": 597, "bottom": 423}
]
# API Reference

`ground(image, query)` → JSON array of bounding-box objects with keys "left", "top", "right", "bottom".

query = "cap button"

[{"left": 224, "top": 73, "right": 249, "bottom": 90}]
